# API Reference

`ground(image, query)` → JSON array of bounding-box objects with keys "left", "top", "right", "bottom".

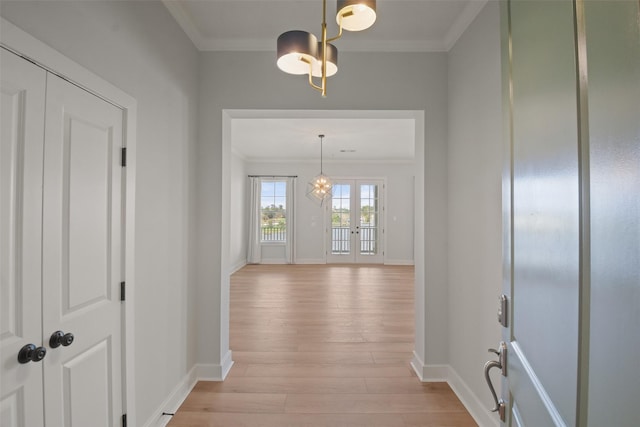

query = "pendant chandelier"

[
  {"left": 276, "top": 0, "right": 377, "bottom": 97},
  {"left": 307, "top": 134, "right": 333, "bottom": 205}
]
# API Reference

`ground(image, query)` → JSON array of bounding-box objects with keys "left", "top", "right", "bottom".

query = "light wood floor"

[{"left": 168, "top": 264, "right": 477, "bottom": 427}]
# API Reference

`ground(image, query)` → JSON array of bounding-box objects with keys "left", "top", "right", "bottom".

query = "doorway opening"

[{"left": 221, "top": 109, "right": 425, "bottom": 376}]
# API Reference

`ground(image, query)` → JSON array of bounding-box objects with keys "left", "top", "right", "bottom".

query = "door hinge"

[
  {"left": 121, "top": 147, "right": 127, "bottom": 167},
  {"left": 120, "top": 282, "right": 126, "bottom": 301},
  {"left": 122, "top": 413, "right": 127, "bottom": 427}
]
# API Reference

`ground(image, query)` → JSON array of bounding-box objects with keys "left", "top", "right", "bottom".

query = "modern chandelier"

[
  {"left": 306, "top": 134, "right": 333, "bottom": 205},
  {"left": 276, "top": 0, "right": 377, "bottom": 97}
]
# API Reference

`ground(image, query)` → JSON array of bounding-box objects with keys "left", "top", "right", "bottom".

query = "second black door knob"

[{"left": 49, "top": 330, "right": 74, "bottom": 348}]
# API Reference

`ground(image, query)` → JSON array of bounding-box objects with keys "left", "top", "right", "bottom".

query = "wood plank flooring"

[{"left": 168, "top": 264, "right": 477, "bottom": 426}]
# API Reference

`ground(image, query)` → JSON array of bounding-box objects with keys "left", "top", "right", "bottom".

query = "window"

[{"left": 260, "top": 180, "right": 287, "bottom": 242}]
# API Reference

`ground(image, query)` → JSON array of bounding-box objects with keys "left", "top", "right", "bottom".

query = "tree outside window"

[{"left": 260, "top": 180, "right": 287, "bottom": 242}]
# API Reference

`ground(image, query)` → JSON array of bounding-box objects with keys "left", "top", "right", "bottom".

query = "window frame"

[{"left": 259, "top": 179, "right": 287, "bottom": 244}]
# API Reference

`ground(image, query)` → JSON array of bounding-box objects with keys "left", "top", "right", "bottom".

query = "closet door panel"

[
  {"left": 42, "top": 73, "right": 124, "bottom": 427},
  {"left": 0, "top": 49, "right": 46, "bottom": 427}
]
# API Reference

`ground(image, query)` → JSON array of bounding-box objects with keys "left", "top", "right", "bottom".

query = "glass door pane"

[
  {"left": 355, "top": 181, "right": 383, "bottom": 263},
  {"left": 331, "top": 183, "right": 351, "bottom": 256},
  {"left": 358, "top": 183, "right": 379, "bottom": 256}
]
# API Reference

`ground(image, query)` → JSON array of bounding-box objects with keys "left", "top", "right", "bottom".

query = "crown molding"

[
  {"left": 163, "top": 0, "right": 485, "bottom": 53},
  {"left": 242, "top": 157, "right": 415, "bottom": 165},
  {"left": 443, "top": 0, "right": 488, "bottom": 51},
  {"left": 192, "top": 38, "right": 449, "bottom": 53},
  {"left": 231, "top": 146, "right": 248, "bottom": 161},
  {"left": 162, "top": 0, "right": 208, "bottom": 50}
]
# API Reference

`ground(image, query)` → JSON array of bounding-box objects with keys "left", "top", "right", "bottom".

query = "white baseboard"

[
  {"left": 410, "top": 352, "right": 449, "bottom": 381},
  {"left": 447, "top": 366, "right": 499, "bottom": 427},
  {"left": 197, "top": 350, "right": 234, "bottom": 380},
  {"left": 229, "top": 259, "right": 246, "bottom": 274},
  {"left": 410, "top": 351, "right": 427, "bottom": 380},
  {"left": 142, "top": 352, "right": 234, "bottom": 427},
  {"left": 410, "top": 352, "right": 499, "bottom": 427},
  {"left": 245, "top": 259, "right": 411, "bottom": 266},
  {"left": 250, "top": 259, "right": 327, "bottom": 265},
  {"left": 384, "top": 259, "right": 415, "bottom": 266},
  {"left": 258, "top": 259, "right": 287, "bottom": 265},
  {"left": 294, "top": 258, "right": 326, "bottom": 264},
  {"left": 142, "top": 366, "right": 199, "bottom": 427},
  {"left": 423, "top": 364, "right": 450, "bottom": 381}
]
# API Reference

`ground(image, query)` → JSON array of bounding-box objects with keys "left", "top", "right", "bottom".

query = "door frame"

[
  {"left": 222, "top": 109, "right": 429, "bottom": 382},
  {"left": 325, "top": 177, "right": 386, "bottom": 264},
  {"left": 1, "top": 18, "right": 139, "bottom": 426}
]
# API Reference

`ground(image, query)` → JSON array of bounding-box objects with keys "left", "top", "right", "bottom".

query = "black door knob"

[
  {"left": 17, "top": 344, "right": 47, "bottom": 364},
  {"left": 49, "top": 330, "right": 74, "bottom": 348}
]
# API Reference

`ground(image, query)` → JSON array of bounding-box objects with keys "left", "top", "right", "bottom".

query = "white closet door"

[
  {"left": 41, "top": 73, "right": 124, "bottom": 427},
  {"left": 0, "top": 49, "right": 46, "bottom": 427}
]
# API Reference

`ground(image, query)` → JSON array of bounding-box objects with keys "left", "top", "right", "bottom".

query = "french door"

[{"left": 326, "top": 179, "right": 384, "bottom": 264}]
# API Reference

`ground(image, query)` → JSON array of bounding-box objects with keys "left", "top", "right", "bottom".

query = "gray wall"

[
  {"left": 2, "top": 1, "right": 506, "bottom": 424},
  {"left": 230, "top": 152, "right": 248, "bottom": 272},
  {"left": 1, "top": 1, "right": 200, "bottom": 424},
  {"left": 232, "top": 158, "right": 415, "bottom": 266},
  {"left": 198, "top": 50, "right": 450, "bottom": 370},
  {"left": 447, "top": 1, "right": 502, "bottom": 421}
]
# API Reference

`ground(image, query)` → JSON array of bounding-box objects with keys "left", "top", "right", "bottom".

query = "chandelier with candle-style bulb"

[
  {"left": 276, "top": 0, "right": 377, "bottom": 97},
  {"left": 307, "top": 134, "right": 333, "bottom": 205}
]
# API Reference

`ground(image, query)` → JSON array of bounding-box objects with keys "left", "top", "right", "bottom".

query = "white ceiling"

[
  {"left": 164, "top": 1, "right": 485, "bottom": 161},
  {"left": 163, "top": 0, "right": 486, "bottom": 52},
  {"left": 232, "top": 117, "right": 415, "bottom": 162}
]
